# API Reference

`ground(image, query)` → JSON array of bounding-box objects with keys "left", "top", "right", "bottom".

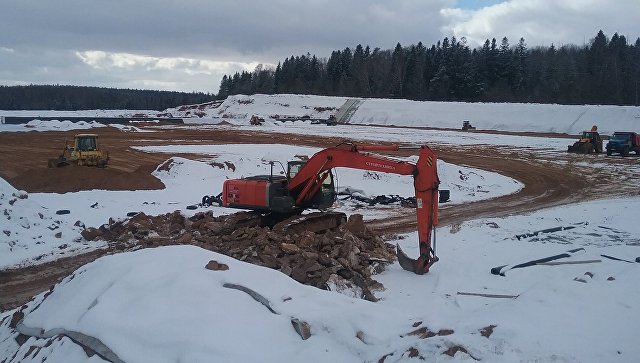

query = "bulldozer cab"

[
  {"left": 287, "top": 160, "right": 336, "bottom": 210},
  {"left": 581, "top": 131, "right": 600, "bottom": 142},
  {"left": 75, "top": 134, "right": 98, "bottom": 151}
]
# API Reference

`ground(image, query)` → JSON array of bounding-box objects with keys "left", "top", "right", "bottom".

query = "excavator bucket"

[
  {"left": 396, "top": 243, "right": 439, "bottom": 275},
  {"left": 396, "top": 244, "right": 418, "bottom": 274}
]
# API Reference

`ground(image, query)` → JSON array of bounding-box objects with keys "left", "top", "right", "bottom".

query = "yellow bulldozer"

[
  {"left": 48, "top": 134, "right": 109, "bottom": 168},
  {"left": 567, "top": 126, "right": 603, "bottom": 154}
]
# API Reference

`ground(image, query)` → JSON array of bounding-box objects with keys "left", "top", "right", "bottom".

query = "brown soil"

[{"left": 1, "top": 124, "right": 638, "bottom": 310}]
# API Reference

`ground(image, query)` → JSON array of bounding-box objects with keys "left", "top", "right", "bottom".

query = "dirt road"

[{"left": 1, "top": 125, "right": 637, "bottom": 310}]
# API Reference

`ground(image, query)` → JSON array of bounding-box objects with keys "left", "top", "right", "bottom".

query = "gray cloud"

[
  {"left": 0, "top": 0, "right": 637, "bottom": 93},
  {"left": 444, "top": 0, "right": 640, "bottom": 47}
]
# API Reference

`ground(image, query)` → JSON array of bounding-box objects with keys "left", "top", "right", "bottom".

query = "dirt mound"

[
  {"left": 10, "top": 165, "right": 165, "bottom": 193},
  {"left": 87, "top": 211, "right": 397, "bottom": 301}
]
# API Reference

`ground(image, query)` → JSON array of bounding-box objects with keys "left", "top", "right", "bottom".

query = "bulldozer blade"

[{"left": 396, "top": 244, "right": 418, "bottom": 273}]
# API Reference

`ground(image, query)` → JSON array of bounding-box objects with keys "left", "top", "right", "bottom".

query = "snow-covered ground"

[
  {"left": 1, "top": 95, "right": 640, "bottom": 362},
  {"left": 0, "top": 143, "right": 519, "bottom": 269}
]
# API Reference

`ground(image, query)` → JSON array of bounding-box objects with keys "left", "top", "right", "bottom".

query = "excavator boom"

[{"left": 288, "top": 143, "right": 440, "bottom": 274}]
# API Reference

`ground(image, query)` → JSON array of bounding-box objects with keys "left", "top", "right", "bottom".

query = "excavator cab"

[{"left": 287, "top": 161, "right": 336, "bottom": 210}]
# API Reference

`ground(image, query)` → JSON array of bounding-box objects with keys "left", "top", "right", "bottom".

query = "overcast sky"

[{"left": 1, "top": 0, "right": 638, "bottom": 94}]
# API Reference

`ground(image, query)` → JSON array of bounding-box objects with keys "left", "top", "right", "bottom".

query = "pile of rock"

[{"left": 83, "top": 211, "right": 397, "bottom": 301}]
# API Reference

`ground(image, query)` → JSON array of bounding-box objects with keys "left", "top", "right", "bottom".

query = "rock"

[
  {"left": 281, "top": 243, "right": 300, "bottom": 254},
  {"left": 297, "top": 233, "right": 316, "bottom": 248},
  {"left": 337, "top": 257, "right": 350, "bottom": 268},
  {"left": 81, "top": 227, "right": 102, "bottom": 241},
  {"left": 345, "top": 214, "right": 368, "bottom": 237},
  {"left": 291, "top": 265, "right": 308, "bottom": 283},
  {"left": 317, "top": 253, "right": 334, "bottom": 266},
  {"left": 301, "top": 251, "right": 318, "bottom": 260},
  {"left": 347, "top": 251, "right": 360, "bottom": 268},
  {"left": 280, "top": 264, "right": 292, "bottom": 276},
  {"left": 263, "top": 244, "right": 281, "bottom": 256},
  {"left": 480, "top": 325, "right": 496, "bottom": 338},
  {"left": 204, "top": 221, "right": 225, "bottom": 234},
  {"left": 54, "top": 232, "right": 62, "bottom": 238},
  {"left": 13, "top": 190, "right": 28, "bottom": 199},
  {"left": 73, "top": 220, "right": 85, "bottom": 229},
  {"left": 291, "top": 318, "right": 312, "bottom": 340},
  {"left": 337, "top": 268, "right": 353, "bottom": 279},
  {"left": 301, "top": 259, "right": 323, "bottom": 273},
  {"left": 133, "top": 229, "right": 150, "bottom": 239},
  {"left": 205, "top": 260, "right": 229, "bottom": 271},
  {"left": 260, "top": 255, "right": 280, "bottom": 269},
  {"left": 176, "top": 233, "right": 193, "bottom": 244}
]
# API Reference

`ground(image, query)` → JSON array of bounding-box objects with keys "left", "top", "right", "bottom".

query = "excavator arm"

[{"left": 288, "top": 143, "right": 440, "bottom": 274}]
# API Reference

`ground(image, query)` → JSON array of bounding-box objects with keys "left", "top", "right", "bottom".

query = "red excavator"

[{"left": 211, "top": 141, "right": 440, "bottom": 274}]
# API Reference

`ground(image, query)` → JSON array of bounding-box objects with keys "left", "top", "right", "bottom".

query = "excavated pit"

[{"left": 83, "top": 210, "right": 398, "bottom": 301}]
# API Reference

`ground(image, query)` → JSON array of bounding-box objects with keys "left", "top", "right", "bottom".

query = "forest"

[
  {"left": 219, "top": 30, "right": 640, "bottom": 106},
  {"left": 0, "top": 85, "right": 215, "bottom": 110},
  {"left": 1, "top": 30, "right": 638, "bottom": 110}
]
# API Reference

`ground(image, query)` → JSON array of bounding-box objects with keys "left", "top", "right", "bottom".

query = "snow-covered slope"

[
  {"left": 166, "top": 94, "right": 640, "bottom": 135},
  {"left": 350, "top": 98, "right": 640, "bottom": 135},
  {"left": 4, "top": 94, "right": 640, "bottom": 135}
]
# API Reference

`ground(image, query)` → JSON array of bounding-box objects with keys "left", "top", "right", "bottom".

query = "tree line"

[
  {"left": 0, "top": 85, "right": 215, "bottom": 110},
  {"left": 219, "top": 30, "right": 640, "bottom": 106}
]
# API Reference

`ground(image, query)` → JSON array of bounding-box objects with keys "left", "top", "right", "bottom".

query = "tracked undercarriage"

[{"left": 222, "top": 210, "right": 348, "bottom": 235}]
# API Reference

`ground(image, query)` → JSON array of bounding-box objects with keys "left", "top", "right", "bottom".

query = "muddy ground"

[{"left": 1, "top": 125, "right": 638, "bottom": 309}]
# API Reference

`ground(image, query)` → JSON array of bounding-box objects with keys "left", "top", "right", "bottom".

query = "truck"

[{"left": 606, "top": 132, "right": 640, "bottom": 156}]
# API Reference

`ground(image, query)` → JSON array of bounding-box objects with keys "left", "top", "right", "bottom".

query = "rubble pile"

[{"left": 83, "top": 211, "right": 397, "bottom": 301}]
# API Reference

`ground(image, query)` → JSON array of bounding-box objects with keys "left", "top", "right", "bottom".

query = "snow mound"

[
  {"left": 24, "top": 119, "right": 105, "bottom": 131},
  {"left": 108, "top": 123, "right": 148, "bottom": 132},
  {"left": 13, "top": 246, "right": 422, "bottom": 363}
]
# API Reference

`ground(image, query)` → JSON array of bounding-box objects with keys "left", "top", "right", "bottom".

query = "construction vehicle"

[
  {"left": 250, "top": 115, "right": 265, "bottom": 125},
  {"left": 462, "top": 120, "right": 476, "bottom": 131},
  {"left": 208, "top": 141, "right": 440, "bottom": 275},
  {"left": 567, "top": 126, "right": 603, "bottom": 154},
  {"left": 325, "top": 115, "right": 338, "bottom": 126},
  {"left": 48, "top": 134, "right": 109, "bottom": 168},
  {"left": 606, "top": 131, "right": 640, "bottom": 156}
]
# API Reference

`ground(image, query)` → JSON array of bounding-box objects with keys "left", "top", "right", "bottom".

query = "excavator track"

[{"left": 272, "top": 211, "right": 347, "bottom": 234}]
